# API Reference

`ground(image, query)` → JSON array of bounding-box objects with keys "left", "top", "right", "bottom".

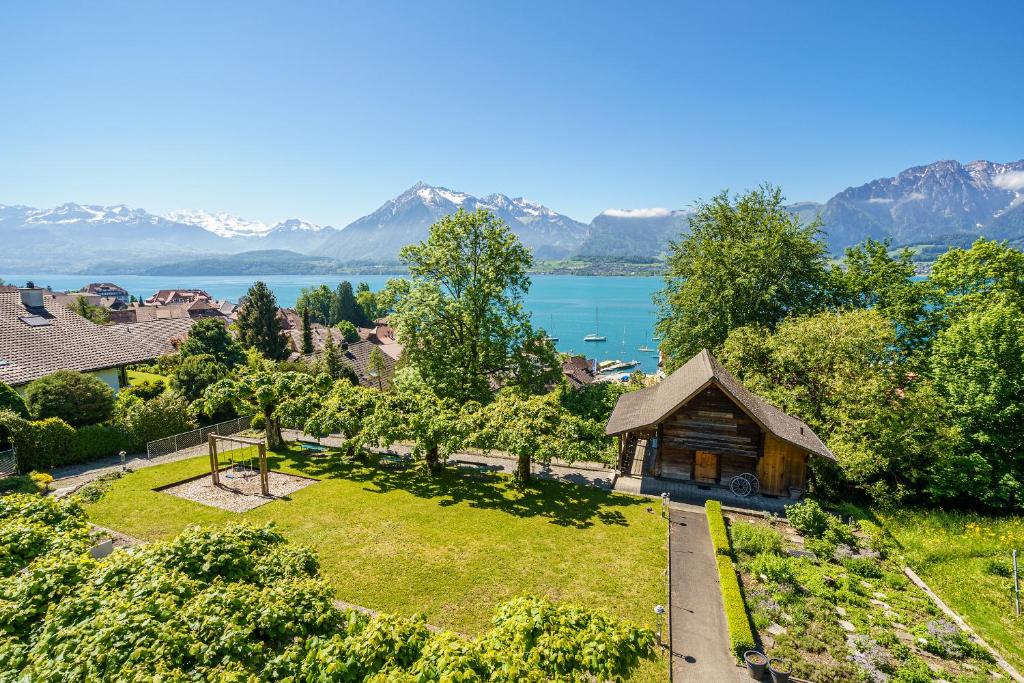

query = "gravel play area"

[{"left": 158, "top": 469, "right": 318, "bottom": 512}]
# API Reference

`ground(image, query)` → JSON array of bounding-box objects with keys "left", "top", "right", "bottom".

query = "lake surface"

[{"left": 3, "top": 273, "right": 665, "bottom": 374}]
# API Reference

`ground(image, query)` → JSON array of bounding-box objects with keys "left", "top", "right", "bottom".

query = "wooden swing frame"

[{"left": 208, "top": 434, "right": 269, "bottom": 496}]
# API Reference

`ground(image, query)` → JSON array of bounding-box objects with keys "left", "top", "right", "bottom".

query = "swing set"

[{"left": 208, "top": 434, "right": 270, "bottom": 496}]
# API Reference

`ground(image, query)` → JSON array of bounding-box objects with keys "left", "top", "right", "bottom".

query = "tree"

[
  {"left": 304, "top": 380, "right": 378, "bottom": 457},
  {"left": 176, "top": 318, "right": 245, "bottom": 367},
  {"left": 193, "top": 369, "right": 330, "bottom": 449},
  {"left": 474, "top": 390, "right": 592, "bottom": 483},
  {"left": 69, "top": 295, "right": 109, "bottom": 324},
  {"left": 390, "top": 208, "right": 558, "bottom": 403},
  {"left": 24, "top": 370, "right": 114, "bottom": 427},
  {"left": 296, "top": 284, "right": 335, "bottom": 326},
  {"left": 331, "top": 281, "right": 366, "bottom": 326},
  {"left": 720, "top": 309, "right": 951, "bottom": 504},
  {"left": 335, "top": 320, "right": 360, "bottom": 343},
  {"left": 656, "top": 185, "right": 831, "bottom": 370},
  {"left": 318, "top": 335, "right": 358, "bottom": 384},
  {"left": 236, "top": 281, "right": 289, "bottom": 360},
  {"left": 0, "top": 382, "right": 28, "bottom": 419},
  {"left": 115, "top": 394, "right": 195, "bottom": 451},
  {"left": 368, "top": 346, "right": 388, "bottom": 390},
  {"left": 832, "top": 238, "right": 929, "bottom": 356},
  {"left": 929, "top": 294, "right": 1024, "bottom": 509},
  {"left": 363, "top": 368, "right": 470, "bottom": 472},
  {"left": 356, "top": 282, "right": 382, "bottom": 322},
  {"left": 301, "top": 307, "right": 314, "bottom": 356},
  {"left": 171, "top": 354, "right": 229, "bottom": 402}
]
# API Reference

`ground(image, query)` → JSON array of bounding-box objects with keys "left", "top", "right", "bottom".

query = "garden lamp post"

[
  {"left": 119, "top": 450, "right": 127, "bottom": 472},
  {"left": 661, "top": 492, "right": 670, "bottom": 518},
  {"left": 654, "top": 604, "right": 666, "bottom": 647}
]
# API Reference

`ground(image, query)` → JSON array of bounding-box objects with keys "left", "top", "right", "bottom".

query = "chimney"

[{"left": 19, "top": 287, "right": 44, "bottom": 309}]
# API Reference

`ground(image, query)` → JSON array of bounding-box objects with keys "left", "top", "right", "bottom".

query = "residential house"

[
  {"left": 82, "top": 282, "right": 131, "bottom": 304},
  {"left": 606, "top": 349, "right": 835, "bottom": 498},
  {"left": 561, "top": 355, "right": 598, "bottom": 390},
  {"left": 145, "top": 289, "right": 213, "bottom": 306},
  {"left": 0, "top": 287, "right": 184, "bottom": 394}
]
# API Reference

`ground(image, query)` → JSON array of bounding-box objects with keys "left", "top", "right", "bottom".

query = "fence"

[
  {"left": 146, "top": 416, "right": 252, "bottom": 459},
  {"left": 0, "top": 448, "right": 16, "bottom": 478}
]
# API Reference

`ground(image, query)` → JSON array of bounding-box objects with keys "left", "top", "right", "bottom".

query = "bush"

[
  {"left": 785, "top": 499, "right": 831, "bottom": 538},
  {"left": 171, "top": 354, "right": 228, "bottom": 402},
  {"left": 5, "top": 416, "right": 76, "bottom": 471},
  {"left": 335, "top": 320, "right": 360, "bottom": 344},
  {"left": 0, "top": 382, "right": 28, "bottom": 419},
  {"left": 115, "top": 395, "right": 195, "bottom": 451},
  {"left": 24, "top": 370, "right": 115, "bottom": 427},
  {"left": 749, "top": 552, "right": 795, "bottom": 584},
  {"left": 122, "top": 379, "right": 165, "bottom": 401},
  {"left": 730, "top": 521, "right": 784, "bottom": 557},
  {"left": 70, "top": 424, "right": 130, "bottom": 463},
  {"left": 706, "top": 500, "right": 731, "bottom": 556}
]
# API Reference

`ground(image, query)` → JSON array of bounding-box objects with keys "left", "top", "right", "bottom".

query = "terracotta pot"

[
  {"left": 768, "top": 657, "right": 791, "bottom": 683},
  {"left": 743, "top": 650, "right": 768, "bottom": 679}
]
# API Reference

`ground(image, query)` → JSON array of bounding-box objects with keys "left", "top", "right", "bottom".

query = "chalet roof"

[
  {"left": 605, "top": 349, "right": 835, "bottom": 460},
  {"left": 562, "top": 356, "right": 597, "bottom": 390},
  {"left": 0, "top": 291, "right": 173, "bottom": 387},
  {"left": 291, "top": 339, "right": 395, "bottom": 389}
]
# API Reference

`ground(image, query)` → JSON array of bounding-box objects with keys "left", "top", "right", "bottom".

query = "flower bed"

[{"left": 731, "top": 500, "right": 1000, "bottom": 682}]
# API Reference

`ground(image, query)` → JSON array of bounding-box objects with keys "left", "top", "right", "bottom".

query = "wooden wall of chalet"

[
  {"left": 657, "top": 384, "right": 762, "bottom": 481},
  {"left": 756, "top": 434, "right": 808, "bottom": 495}
]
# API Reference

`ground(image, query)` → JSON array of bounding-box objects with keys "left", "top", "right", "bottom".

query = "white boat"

[
  {"left": 543, "top": 314, "right": 559, "bottom": 343},
  {"left": 584, "top": 307, "right": 606, "bottom": 342},
  {"left": 598, "top": 359, "right": 640, "bottom": 374},
  {"left": 637, "top": 344, "right": 654, "bottom": 353}
]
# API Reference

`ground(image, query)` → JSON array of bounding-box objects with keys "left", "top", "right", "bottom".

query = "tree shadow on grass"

[{"left": 269, "top": 446, "right": 649, "bottom": 529}]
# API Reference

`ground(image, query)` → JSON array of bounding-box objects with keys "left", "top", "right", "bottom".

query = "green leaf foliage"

[
  {"left": 656, "top": 184, "right": 831, "bottom": 369},
  {"left": 236, "top": 280, "right": 289, "bottom": 361},
  {"left": 0, "top": 506, "right": 656, "bottom": 681},
  {"left": 0, "top": 382, "right": 28, "bottom": 419},
  {"left": 114, "top": 394, "right": 195, "bottom": 452},
  {"left": 24, "top": 370, "right": 114, "bottom": 427},
  {"left": 705, "top": 501, "right": 756, "bottom": 658},
  {"left": 175, "top": 317, "right": 245, "bottom": 367},
  {"left": 171, "top": 353, "right": 229, "bottom": 402},
  {"left": 705, "top": 500, "right": 731, "bottom": 556}
]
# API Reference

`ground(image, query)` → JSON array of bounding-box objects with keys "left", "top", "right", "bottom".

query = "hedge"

[
  {"left": 705, "top": 500, "right": 756, "bottom": 659},
  {"left": 0, "top": 410, "right": 131, "bottom": 473},
  {"left": 705, "top": 500, "right": 731, "bottom": 556}
]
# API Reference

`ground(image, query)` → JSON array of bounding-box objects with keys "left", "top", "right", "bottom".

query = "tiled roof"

[
  {"left": 605, "top": 349, "right": 834, "bottom": 460},
  {"left": 0, "top": 291, "right": 173, "bottom": 387},
  {"left": 562, "top": 356, "right": 596, "bottom": 389},
  {"left": 292, "top": 339, "right": 395, "bottom": 389},
  {"left": 107, "top": 318, "right": 197, "bottom": 356}
]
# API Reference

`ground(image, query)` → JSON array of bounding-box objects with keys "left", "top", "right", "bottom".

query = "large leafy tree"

[
  {"left": 929, "top": 294, "right": 1024, "bottom": 509},
  {"left": 656, "top": 185, "right": 830, "bottom": 370},
  {"left": 473, "top": 390, "right": 593, "bottom": 484},
  {"left": 304, "top": 380, "right": 379, "bottom": 457},
  {"left": 331, "top": 281, "right": 367, "bottom": 327},
  {"left": 390, "top": 208, "right": 558, "bottom": 403},
  {"left": 194, "top": 369, "right": 330, "bottom": 448},
  {"left": 176, "top": 318, "right": 245, "bottom": 367},
  {"left": 171, "top": 354, "right": 229, "bottom": 402},
  {"left": 295, "top": 284, "right": 335, "bottom": 326},
  {"left": 24, "top": 370, "right": 114, "bottom": 427},
  {"left": 355, "top": 281, "right": 383, "bottom": 322},
  {"left": 236, "top": 281, "right": 289, "bottom": 361},
  {"left": 721, "top": 309, "right": 950, "bottom": 504},
  {"left": 832, "top": 238, "right": 929, "bottom": 357}
]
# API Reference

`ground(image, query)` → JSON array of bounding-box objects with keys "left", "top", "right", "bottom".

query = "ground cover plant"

[
  {"left": 731, "top": 501, "right": 1001, "bottom": 682},
  {"left": 0, "top": 494, "right": 657, "bottom": 682},
  {"left": 81, "top": 442, "right": 668, "bottom": 680},
  {"left": 876, "top": 506, "right": 1024, "bottom": 672}
]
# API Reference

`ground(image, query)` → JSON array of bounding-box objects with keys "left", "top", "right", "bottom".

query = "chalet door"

[{"left": 694, "top": 450, "right": 718, "bottom": 483}]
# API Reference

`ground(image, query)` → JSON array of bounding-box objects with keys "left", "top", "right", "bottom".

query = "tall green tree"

[
  {"left": 832, "top": 238, "right": 929, "bottom": 356},
  {"left": 390, "top": 208, "right": 558, "bottom": 403},
  {"left": 304, "top": 380, "right": 378, "bottom": 457},
  {"left": 317, "top": 335, "right": 358, "bottom": 384},
  {"left": 236, "top": 281, "right": 289, "bottom": 361},
  {"left": 331, "top": 281, "right": 366, "bottom": 326},
  {"left": 301, "top": 307, "right": 314, "bottom": 356},
  {"left": 929, "top": 294, "right": 1024, "bottom": 509},
  {"left": 69, "top": 295, "right": 109, "bottom": 324},
  {"left": 295, "top": 284, "right": 335, "bottom": 326},
  {"left": 926, "top": 238, "right": 1024, "bottom": 336},
  {"left": 171, "top": 354, "right": 229, "bottom": 402},
  {"left": 355, "top": 282, "right": 382, "bottom": 322},
  {"left": 176, "top": 318, "right": 245, "bottom": 367},
  {"left": 656, "top": 185, "right": 830, "bottom": 370},
  {"left": 368, "top": 346, "right": 388, "bottom": 390}
]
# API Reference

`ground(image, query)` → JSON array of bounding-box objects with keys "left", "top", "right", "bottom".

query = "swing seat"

[{"left": 298, "top": 441, "right": 328, "bottom": 453}]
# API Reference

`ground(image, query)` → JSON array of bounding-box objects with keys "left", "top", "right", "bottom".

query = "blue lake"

[{"left": 3, "top": 273, "right": 665, "bottom": 374}]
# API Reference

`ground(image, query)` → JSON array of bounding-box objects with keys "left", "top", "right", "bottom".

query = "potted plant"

[
  {"left": 743, "top": 650, "right": 768, "bottom": 679},
  {"left": 768, "top": 657, "right": 792, "bottom": 683}
]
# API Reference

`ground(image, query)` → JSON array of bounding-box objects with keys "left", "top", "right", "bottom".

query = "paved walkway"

[
  {"left": 669, "top": 507, "right": 745, "bottom": 682},
  {"left": 617, "top": 475, "right": 790, "bottom": 514}
]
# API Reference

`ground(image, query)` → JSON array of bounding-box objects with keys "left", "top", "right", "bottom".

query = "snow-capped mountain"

[
  {"left": 166, "top": 209, "right": 271, "bottom": 238},
  {"left": 820, "top": 159, "right": 1024, "bottom": 252},
  {"left": 316, "top": 182, "right": 587, "bottom": 261}
]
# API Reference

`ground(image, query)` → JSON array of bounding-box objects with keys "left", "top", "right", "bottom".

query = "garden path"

[{"left": 669, "top": 506, "right": 747, "bottom": 682}]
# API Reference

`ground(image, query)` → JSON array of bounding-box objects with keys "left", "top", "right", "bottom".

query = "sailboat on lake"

[
  {"left": 637, "top": 328, "right": 654, "bottom": 353},
  {"left": 583, "top": 307, "right": 607, "bottom": 342},
  {"left": 543, "top": 314, "right": 559, "bottom": 343}
]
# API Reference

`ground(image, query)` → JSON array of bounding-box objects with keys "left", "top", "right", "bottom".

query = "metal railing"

[
  {"left": 146, "top": 416, "right": 252, "bottom": 459},
  {"left": 0, "top": 448, "right": 16, "bottom": 478}
]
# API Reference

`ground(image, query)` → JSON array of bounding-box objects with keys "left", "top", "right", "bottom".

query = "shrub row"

[
  {"left": 0, "top": 413, "right": 132, "bottom": 472},
  {"left": 705, "top": 500, "right": 756, "bottom": 659}
]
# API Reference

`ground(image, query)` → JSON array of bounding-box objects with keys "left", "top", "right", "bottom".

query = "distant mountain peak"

[{"left": 166, "top": 209, "right": 271, "bottom": 238}]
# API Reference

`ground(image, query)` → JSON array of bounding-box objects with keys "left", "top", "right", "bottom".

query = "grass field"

[
  {"left": 127, "top": 368, "right": 170, "bottom": 389},
  {"left": 83, "top": 444, "right": 668, "bottom": 679},
  {"left": 876, "top": 507, "right": 1024, "bottom": 671}
]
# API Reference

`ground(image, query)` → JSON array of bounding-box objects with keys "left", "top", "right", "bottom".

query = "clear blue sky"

[{"left": 1, "top": 1, "right": 1021, "bottom": 227}]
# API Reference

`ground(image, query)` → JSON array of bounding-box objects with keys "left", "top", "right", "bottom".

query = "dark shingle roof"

[
  {"left": 107, "top": 318, "right": 197, "bottom": 356},
  {"left": 605, "top": 349, "right": 834, "bottom": 460},
  {"left": 0, "top": 291, "right": 176, "bottom": 386}
]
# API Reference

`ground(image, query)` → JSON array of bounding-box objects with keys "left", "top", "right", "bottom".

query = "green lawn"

[
  {"left": 127, "top": 369, "right": 170, "bottom": 388},
  {"left": 84, "top": 444, "right": 668, "bottom": 680},
  {"left": 875, "top": 507, "right": 1024, "bottom": 671}
]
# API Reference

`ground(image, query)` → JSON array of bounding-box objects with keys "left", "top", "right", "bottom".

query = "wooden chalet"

[{"left": 605, "top": 349, "right": 834, "bottom": 497}]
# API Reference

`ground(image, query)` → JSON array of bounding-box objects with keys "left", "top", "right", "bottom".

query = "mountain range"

[{"left": 2, "top": 158, "right": 1023, "bottom": 272}]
